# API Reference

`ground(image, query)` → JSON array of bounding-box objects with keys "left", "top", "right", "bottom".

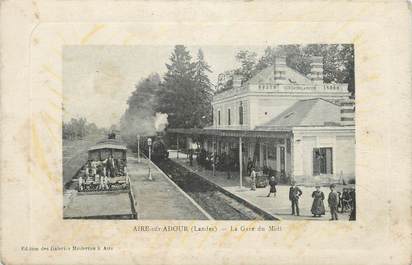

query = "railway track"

[{"left": 155, "top": 159, "right": 276, "bottom": 220}]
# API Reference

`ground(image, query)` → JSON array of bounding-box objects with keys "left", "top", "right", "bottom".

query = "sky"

[{"left": 63, "top": 45, "right": 266, "bottom": 128}]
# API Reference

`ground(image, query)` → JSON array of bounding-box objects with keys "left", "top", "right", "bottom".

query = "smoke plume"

[{"left": 154, "top": 112, "right": 168, "bottom": 132}]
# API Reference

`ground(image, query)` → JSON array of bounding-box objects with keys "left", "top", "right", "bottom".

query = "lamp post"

[
  {"left": 137, "top": 134, "right": 141, "bottom": 163},
  {"left": 147, "top": 137, "right": 152, "bottom": 181}
]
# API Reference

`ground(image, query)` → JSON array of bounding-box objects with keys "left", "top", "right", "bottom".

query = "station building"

[{"left": 170, "top": 56, "right": 355, "bottom": 185}]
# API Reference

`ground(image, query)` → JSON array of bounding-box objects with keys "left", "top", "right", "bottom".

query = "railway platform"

[
  {"left": 127, "top": 154, "right": 210, "bottom": 220},
  {"left": 170, "top": 151, "right": 351, "bottom": 221}
]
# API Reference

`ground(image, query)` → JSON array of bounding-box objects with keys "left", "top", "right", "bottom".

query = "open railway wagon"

[{"left": 77, "top": 136, "right": 130, "bottom": 192}]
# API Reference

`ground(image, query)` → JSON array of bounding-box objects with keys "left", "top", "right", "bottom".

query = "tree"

[
  {"left": 255, "top": 46, "right": 276, "bottom": 72},
  {"left": 157, "top": 45, "right": 213, "bottom": 129},
  {"left": 274, "top": 44, "right": 355, "bottom": 96},
  {"left": 193, "top": 49, "right": 214, "bottom": 127},
  {"left": 230, "top": 44, "right": 355, "bottom": 96},
  {"left": 234, "top": 50, "right": 257, "bottom": 83},
  {"left": 217, "top": 70, "right": 235, "bottom": 92},
  {"left": 62, "top": 117, "right": 100, "bottom": 140}
]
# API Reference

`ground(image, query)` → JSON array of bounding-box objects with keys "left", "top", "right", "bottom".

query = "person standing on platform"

[
  {"left": 289, "top": 182, "right": 303, "bottom": 216},
  {"left": 246, "top": 158, "right": 253, "bottom": 176},
  {"left": 189, "top": 150, "right": 193, "bottom": 166},
  {"left": 349, "top": 188, "right": 356, "bottom": 221},
  {"left": 225, "top": 153, "right": 231, "bottom": 179},
  {"left": 106, "top": 155, "right": 115, "bottom": 178},
  {"left": 311, "top": 185, "right": 326, "bottom": 217},
  {"left": 250, "top": 167, "right": 256, "bottom": 191},
  {"left": 267, "top": 176, "right": 277, "bottom": 197},
  {"left": 328, "top": 184, "right": 339, "bottom": 221}
]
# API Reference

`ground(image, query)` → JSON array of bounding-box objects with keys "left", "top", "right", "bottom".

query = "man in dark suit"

[
  {"left": 328, "top": 184, "right": 339, "bottom": 220},
  {"left": 189, "top": 150, "right": 193, "bottom": 166},
  {"left": 106, "top": 155, "right": 115, "bottom": 178},
  {"left": 349, "top": 188, "right": 356, "bottom": 221},
  {"left": 246, "top": 158, "right": 253, "bottom": 176},
  {"left": 289, "top": 182, "right": 303, "bottom": 216}
]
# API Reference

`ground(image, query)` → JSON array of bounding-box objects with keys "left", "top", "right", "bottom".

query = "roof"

[
  {"left": 167, "top": 128, "right": 292, "bottom": 138},
  {"left": 88, "top": 139, "right": 127, "bottom": 151},
  {"left": 256, "top": 98, "right": 341, "bottom": 129},
  {"left": 246, "top": 65, "right": 312, "bottom": 85}
]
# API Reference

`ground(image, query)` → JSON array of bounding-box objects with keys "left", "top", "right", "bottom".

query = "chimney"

[
  {"left": 274, "top": 55, "right": 287, "bottom": 84},
  {"left": 310, "top": 56, "right": 324, "bottom": 84},
  {"left": 232, "top": 75, "right": 242, "bottom": 89},
  {"left": 340, "top": 99, "right": 355, "bottom": 126}
]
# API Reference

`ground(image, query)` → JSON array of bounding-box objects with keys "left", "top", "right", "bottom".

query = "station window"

[
  {"left": 239, "top": 102, "right": 243, "bottom": 125},
  {"left": 227, "top": 109, "right": 231, "bottom": 125},
  {"left": 218, "top": 110, "right": 221, "bottom": 125},
  {"left": 313, "top": 147, "right": 333, "bottom": 175}
]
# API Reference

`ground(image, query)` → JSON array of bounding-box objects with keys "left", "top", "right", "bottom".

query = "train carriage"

[
  {"left": 88, "top": 139, "right": 127, "bottom": 161},
  {"left": 78, "top": 136, "right": 130, "bottom": 192}
]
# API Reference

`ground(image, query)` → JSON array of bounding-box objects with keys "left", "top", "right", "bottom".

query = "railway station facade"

[{"left": 170, "top": 56, "right": 355, "bottom": 185}]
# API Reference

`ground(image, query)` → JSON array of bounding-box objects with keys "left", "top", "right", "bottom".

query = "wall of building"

[
  {"left": 292, "top": 128, "right": 355, "bottom": 184},
  {"left": 335, "top": 135, "right": 356, "bottom": 179},
  {"left": 212, "top": 98, "right": 250, "bottom": 130},
  {"left": 213, "top": 93, "right": 348, "bottom": 130}
]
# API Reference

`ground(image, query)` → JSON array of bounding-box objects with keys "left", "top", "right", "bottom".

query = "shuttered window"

[{"left": 313, "top": 147, "right": 333, "bottom": 175}]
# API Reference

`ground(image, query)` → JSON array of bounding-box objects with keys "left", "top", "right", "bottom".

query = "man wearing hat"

[
  {"left": 328, "top": 184, "right": 339, "bottom": 220},
  {"left": 289, "top": 181, "right": 303, "bottom": 216}
]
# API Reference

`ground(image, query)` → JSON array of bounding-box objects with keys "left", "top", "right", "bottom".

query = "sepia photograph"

[
  {"left": 62, "top": 44, "right": 356, "bottom": 221},
  {"left": 2, "top": 1, "right": 411, "bottom": 264}
]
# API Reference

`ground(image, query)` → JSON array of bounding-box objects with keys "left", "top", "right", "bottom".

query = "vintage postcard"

[{"left": 0, "top": 1, "right": 411, "bottom": 265}]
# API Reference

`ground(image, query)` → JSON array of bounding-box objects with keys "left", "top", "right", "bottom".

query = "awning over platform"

[{"left": 167, "top": 128, "right": 292, "bottom": 138}]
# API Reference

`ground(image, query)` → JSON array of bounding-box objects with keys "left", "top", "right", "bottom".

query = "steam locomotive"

[{"left": 139, "top": 135, "right": 169, "bottom": 162}]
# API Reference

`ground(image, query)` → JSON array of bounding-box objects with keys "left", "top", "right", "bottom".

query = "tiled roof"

[{"left": 255, "top": 98, "right": 341, "bottom": 129}]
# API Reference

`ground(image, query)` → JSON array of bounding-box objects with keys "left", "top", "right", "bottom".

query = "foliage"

[
  {"left": 193, "top": 49, "right": 214, "bottom": 126},
  {"left": 156, "top": 45, "right": 213, "bottom": 129},
  {"left": 62, "top": 117, "right": 102, "bottom": 140},
  {"left": 260, "top": 44, "right": 355, "bottom": 96},
  {"left": 120, "top": 46, "right": 214, "bottom": 148},
  {"left": 234, "top": 50, "right": 258, "bottom": 84},
  {"left": 219, "top": 44, "right": 355, "bottom": 96},
  {"left": 217, "top": 70, "right": 235, "bottom": 92}
]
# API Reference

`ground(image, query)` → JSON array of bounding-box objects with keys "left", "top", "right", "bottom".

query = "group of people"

[
  {"left": 249, "top": 167, "right": 355, "bottom": 220},
  {"left": 289, "top": 183, "right": 342, "bottom": 220},
  {"left": 77, "top": 155, "right": 128, "bottom": 192}
]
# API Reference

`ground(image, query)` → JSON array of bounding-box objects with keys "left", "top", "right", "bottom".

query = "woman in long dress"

[
  {"left": 267, "top": 176, "right": 277, "bottom": 197},
  {"left": 311, "top": 185, "right": 326, "bottom": 217}
]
